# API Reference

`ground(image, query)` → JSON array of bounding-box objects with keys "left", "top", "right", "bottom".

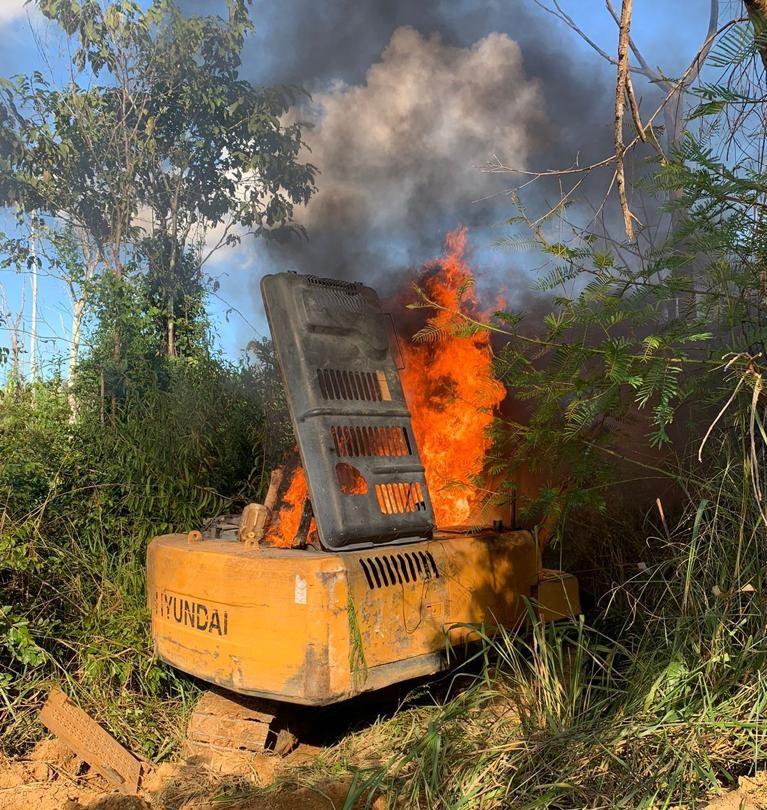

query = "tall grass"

[
  {"left": 0, "top": 358, "right": 290, "bottom": 757},
  {"left": 260, "top": 397, "right": 767, "bottom": 808}
]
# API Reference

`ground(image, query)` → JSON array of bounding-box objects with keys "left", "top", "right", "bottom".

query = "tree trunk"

[
  {"left": 167, "top": 291, "right": 175, "bottom": 357},
  {"left": 112, "top": 326, "right": 119, "bottom": 424},
  {"left": 29, "top": 219, "right": 38, "bottom": 384},
  {"left": 745, "top": 0, "right": 767, "bottom": 73},
  {"left": 614, "top": 0, "right": 636, "bottom": 241},
  {"left": 99, "top": 366, "right": 105, "bottom": 427},
  {"left": 9, "top": 307, "right": 23, "bottom": 391},
  {"left": 67, "top": 296, "right": 85, "bottom": 417}
]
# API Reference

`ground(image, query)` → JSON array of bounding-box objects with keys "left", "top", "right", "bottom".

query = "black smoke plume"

[{"left": 180, "top": 1, "right": 624, "bottom": 311}]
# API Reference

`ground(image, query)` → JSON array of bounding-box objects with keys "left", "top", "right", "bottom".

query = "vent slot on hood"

[
  {"left": 331, "top": 425, "right": 412, "bottom": 457},
  {"left": 358, "top": 550, "right": 440, "bottom": 589},
  {"left": 375, "top": 482, "right": 427, "bottom": 514},
  {"left": 317, "top": 368, "right": 392, "bottom": 402}
]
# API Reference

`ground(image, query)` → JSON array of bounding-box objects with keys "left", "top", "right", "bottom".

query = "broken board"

[
  {"left": 186, "top": 689, "right": 296, "bottom": 756},
  {"left": 39, "top": 687, "right": 142, "bottom": 794}
]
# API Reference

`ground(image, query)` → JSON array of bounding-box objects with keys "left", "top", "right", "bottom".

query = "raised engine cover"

[{"left": 261, "top": 272, "right": 435, "bottom": 550}]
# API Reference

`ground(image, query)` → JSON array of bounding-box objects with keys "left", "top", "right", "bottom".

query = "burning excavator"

[{"left": 147, "top": 233, "right": 579, "bottom": 754}]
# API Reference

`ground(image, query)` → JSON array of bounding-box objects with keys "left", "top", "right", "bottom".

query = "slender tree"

[{"left": 0, "top": 0, "right": 316, "bottom": 390}]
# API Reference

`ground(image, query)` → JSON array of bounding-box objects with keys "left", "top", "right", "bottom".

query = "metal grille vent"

[
  {"left": 359, "top": 550, "right": 439, "bottom": 589},
  {"left": 262, "top": 272, "right": 435, "bottom": 549},
  {"left": 306, "top": 275, "right": 361, "bottom": 293},
  {"left": 317, "top": 369, "right": 392, "bottom": 402},
  {"left": 313, "top": 289, "right": 367, "bottom": 313},
  {"left": 375, "top": 482, "right": 426, "bottom": 515},
  {"left": 331, "top": 425, "right": 411, "bottom": 457}
]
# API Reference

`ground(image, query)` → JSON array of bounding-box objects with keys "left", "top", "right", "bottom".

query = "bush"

[{"left": 0, "top": 353, "right": 290, "bottom": 756}]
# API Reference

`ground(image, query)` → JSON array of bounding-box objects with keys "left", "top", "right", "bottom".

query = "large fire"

[
  {"left": 400, "top": 227, "right": 504, "bottom": 526},
  {"left": 263, "top": 227, "right": 504, "bottom": 546}
]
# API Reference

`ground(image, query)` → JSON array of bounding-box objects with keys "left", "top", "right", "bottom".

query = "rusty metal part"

[
  {"left": 202, "top": 514, "right": 241, "bottom": 540},
  {"left": 187, "top": 530, "right": 203, "bottom": 544},
  {"left": 261, "top": 272, "right": 435, "bottom": 550},
  {"left": 39, "top": 687, "right": 142, "bottom": 794}
]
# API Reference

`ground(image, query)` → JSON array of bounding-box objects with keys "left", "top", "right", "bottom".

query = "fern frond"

[
  {"left": 708, "top": 23, "right": 754, "bottom": 68},
  {"left": 412, "top": 323, "right": 449, "bottom": 343}
]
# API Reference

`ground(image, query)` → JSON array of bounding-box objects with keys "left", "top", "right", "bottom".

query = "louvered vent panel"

[
  {"left": 358, "top": 550, "right": 440, "bottom": 589},
  {"left": 375, "top": 482, "right": 426, "bottom": 514},
  {"left": 261, "top": 272, "right": 435, "bottom": 550},
  {"left": 317, "top": 369, "right": 392, "bottom": 402},
  {"left": 331, "top": 425, "right": 412, "bottom": 457}
]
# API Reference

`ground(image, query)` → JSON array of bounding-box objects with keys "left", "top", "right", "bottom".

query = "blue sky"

[{"left": 0, "top": 1, "right": 724, "bottom": 375}]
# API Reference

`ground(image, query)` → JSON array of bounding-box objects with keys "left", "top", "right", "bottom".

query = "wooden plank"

[
  {"left": 187, "top": 713, "right": 271, "bottom": 751},
  {"left": 38, "top": 687, "right": 141, "bottom": 795},
  {"left": 193, "top": 689, "right": 278, "bottom": 723},
  {"left": 188, "top": 690, "right": 277, "bottom": 752}
]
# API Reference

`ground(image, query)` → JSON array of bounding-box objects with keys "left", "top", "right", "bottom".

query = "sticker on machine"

[{"left": 294, "top": 574, "right": 307, "bottom": 605}]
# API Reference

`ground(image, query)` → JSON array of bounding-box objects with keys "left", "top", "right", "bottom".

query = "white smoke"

[{"left": 297, "top": 25, "right": 547, "bottom": 245}]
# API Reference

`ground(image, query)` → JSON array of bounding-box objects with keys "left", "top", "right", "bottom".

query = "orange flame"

[
  {"left": 264, "top": 466, "right": 313, "bottom": 547},
  {"left": 264, "top": 226, "right": 505, "bottom": 543},
  {"left": 400, "top": 227, "right": 505, "bottom": 527}
]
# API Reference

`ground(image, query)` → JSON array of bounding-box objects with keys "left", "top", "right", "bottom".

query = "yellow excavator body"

[
  {"left": 148, "top": 529, "right": 578, "bottom": 705},
  {"left": 147, "top": 271, "right": 580, "bottom": 718}
]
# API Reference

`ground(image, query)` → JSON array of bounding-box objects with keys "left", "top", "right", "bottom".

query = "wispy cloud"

[{"left": 0, "top": 1, "right": 30, "bottom": 25}]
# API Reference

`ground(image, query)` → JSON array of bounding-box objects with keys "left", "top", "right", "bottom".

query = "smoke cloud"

[
  {"left": 180, "top": 0, "right": 618, "bottom": 342},
  {"left": 287, "top": 26, "right": 547, "bottom": 281},
  {"left": 233, "top": 0, "right": 616, "bottom": 294}
]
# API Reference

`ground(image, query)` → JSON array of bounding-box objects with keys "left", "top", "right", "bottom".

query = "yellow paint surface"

[{"left": 147, "top": 530, "right": 579, "bottom": 705}]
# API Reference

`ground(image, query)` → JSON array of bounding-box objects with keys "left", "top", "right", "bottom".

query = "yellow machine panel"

[{"left": 148, "top": 529, "right": 579, "bottom": 705}]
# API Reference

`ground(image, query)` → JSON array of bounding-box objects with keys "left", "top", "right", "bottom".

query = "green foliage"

[
  {"left": 468, "top": 133, "right": 765, "bottom": 527},
  {"left": 264, "top": 404, "right": 767, "bottom": 808},
  {"left": 2, "top": 0, "right": 316, "bottom": 238},
  {"left": 707, "top": 21, "right": 761, "bottom": 68},
  {"left": 0, "top": 352, "right": 290, "bottom": 756},
  {"left": 0, "top": 0, "right": 317, "bottom": 365},
  {"left": 74, "top": 268, "right": 211, "bottom": 407}
]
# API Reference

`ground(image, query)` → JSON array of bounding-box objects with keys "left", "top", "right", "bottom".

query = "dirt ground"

[
  {"left": 7, "top": 735, "right": 767, "bottom": 809},
  {"left": 0, "top": 676, "right": 443, "bottom": 809},
  {"left": 706, "top": 773, "right": 767, "bottom": 809},
  {"left": 0, "top": 738, "right": 362, "bottom": 810}
]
